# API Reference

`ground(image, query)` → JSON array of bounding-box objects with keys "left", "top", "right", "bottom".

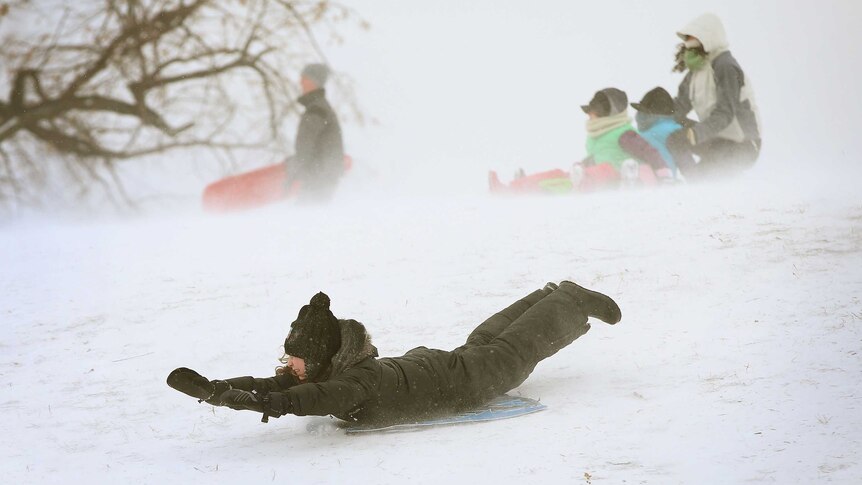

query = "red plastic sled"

[
  {"left": 489, "top": 162, "right": 660, "bottom": 195},
  {"left": 202, "top": 156, "right": 353, "bottom": 212},
  {"left": 489, "top": 169, "right": 571, "bottom": 194}
]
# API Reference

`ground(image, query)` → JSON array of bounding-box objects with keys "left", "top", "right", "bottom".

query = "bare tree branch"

[{"left": 0, "top": 0, "right": 368, "bottom": 212}]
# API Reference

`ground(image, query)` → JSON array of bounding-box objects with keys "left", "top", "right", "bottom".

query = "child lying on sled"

[{"left": 168, "top": 281, "right": 620, "bottom": 426}]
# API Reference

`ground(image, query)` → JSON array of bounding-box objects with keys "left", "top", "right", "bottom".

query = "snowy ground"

[
  {"left": 2, "top": 171, "right": 860, "bottom": 484},
  {"left": 3, "top": 2, "right": 862, "bottom": 482}
]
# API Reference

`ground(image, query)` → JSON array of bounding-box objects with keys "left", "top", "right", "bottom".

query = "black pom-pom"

[{"left": 309, "top": 292, "right": 330, "bottom": 309}]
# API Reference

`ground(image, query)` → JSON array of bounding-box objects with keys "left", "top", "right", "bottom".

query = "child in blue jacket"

[{"left": 632, "top": 87, "right": 683, "bottom": 179}]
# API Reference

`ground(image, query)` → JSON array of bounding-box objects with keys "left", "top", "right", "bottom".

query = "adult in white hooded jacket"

[{"left": 669, "top": 14, "right": 762, "bottom": 179}]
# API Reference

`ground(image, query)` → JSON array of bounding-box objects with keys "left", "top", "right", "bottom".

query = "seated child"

[
  {"left": 575, "top": 88, "right": 671, "bottom": 191},
  {"left": 631, "top": 87, "right": 683, "bottom": 179}
]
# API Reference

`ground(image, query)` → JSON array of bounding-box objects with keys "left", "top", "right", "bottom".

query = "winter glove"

[
  {"left": 219, "top": 389, "right": 281, "bottom": 423},
  {"left": 205, "top": 380, "right": 233, "bottom": 406},
  {"left": 220, "top": 390, "right": 294, "bottom": 423},
  {"left": 667, "top": 127, "right": 697, "bottom": 147},
  {"left": 167, "top": 367, "right": 216, "bottom": 401},
  {"left": 684, "top": 127, "right": 697, "bottom": 145},
  {"left": 679, "top": 117, "right": 698, "bottom": 129},
  {"left": 219, "top": 389, "right": 264, "bottom": 413},
  {"left": 260, "top": 392, "right": 293, "bottom": 418},
  {"left": 667, "top": 128, "right": 695, "bottom": 151}
]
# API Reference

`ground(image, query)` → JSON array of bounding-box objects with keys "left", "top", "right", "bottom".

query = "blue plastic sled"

[{"left": 344, "top": 395, "right": 547, "bottom": 434}]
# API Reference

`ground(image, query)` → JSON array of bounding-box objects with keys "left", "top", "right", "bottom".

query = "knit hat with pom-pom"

[{"left": 283, "top": 292, "right": 342, "bottom": 381}]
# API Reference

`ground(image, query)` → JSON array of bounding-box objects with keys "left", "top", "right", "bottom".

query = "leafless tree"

[{"left": 0, "top": 0, "right": 365, "bottom": 211}]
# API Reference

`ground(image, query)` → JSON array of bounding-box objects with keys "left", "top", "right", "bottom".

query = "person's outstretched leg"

[
  {"left": 460, "top": 283, "right": 557, "bottom": 348},
  {"left": 491, "top": 282, "right": 599, "bottom": 366},
  {"left": 453, "top": 281, "right": 620, "bottom": 404}
]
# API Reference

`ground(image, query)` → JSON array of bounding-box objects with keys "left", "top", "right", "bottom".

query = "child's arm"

[
  {"left": 218, "top": 371, "right": 371, "bottom": 423},
  {"left": 223, "top": 374, "right": 300, "bottom": 394},
  {"left": 619, "top": 131, "right": 669, "bottom": 172},
  {"left": 262, "top": 359, "right": 377, "bottom": 419}
]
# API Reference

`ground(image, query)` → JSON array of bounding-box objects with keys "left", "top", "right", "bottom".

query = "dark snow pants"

[
  {"left": 448, "top": 284, "right": 591, "bottom": 406},
  {"left": 671, "top": 137, "right": 760, "bottom": 181},
  {"left": 285, "top": 156, "right": 341, "bottom": 204}
]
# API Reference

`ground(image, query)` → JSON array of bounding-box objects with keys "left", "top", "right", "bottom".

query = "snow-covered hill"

[
  {"left": 2, "top": 174, "right": 860, "bottom": 483},
  {"left": 3, "top": 1, "right": 862, "bottom": 483}
]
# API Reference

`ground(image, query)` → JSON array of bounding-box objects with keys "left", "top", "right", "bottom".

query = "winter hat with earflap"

[
  {"left": 283, "top": 292, "right": 342, "bottom": 381},
  {"left": 582, "top": 88, "right": 629, "bottom": 117}
]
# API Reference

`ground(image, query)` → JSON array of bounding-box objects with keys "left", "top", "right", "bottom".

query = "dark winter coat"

[
  {"left": 225, "top": 285, "right": 593, "bottom": 426},
  {"left": 226, "top": 320, "right": 474, "bottom": 424},
  {"left": 291, "top": 88, "right": 344, "bottom": 196}
]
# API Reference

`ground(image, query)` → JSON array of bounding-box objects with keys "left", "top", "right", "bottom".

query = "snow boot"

[
  {"left": 559, "top": 280, "right": 622, "bottom": 325},
  {"left": 569, "top": 162, "right": 584, "bottom": 189},
  {"left": 620, "top": 159, "right": 639, "bottom": 188},
  {"left": 489, "top": 170, "right": 505, "bottom": 193}
]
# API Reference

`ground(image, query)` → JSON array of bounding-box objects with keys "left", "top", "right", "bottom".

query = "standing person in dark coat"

[
  {"left": 168, "top": 281, "right": 622, "bottom": 426},
  {"left": 667, "top": 14, "right": 762, "bottom": 180},
  {"left": 288, "top": 63, "right": 345, "bottom": 202}
]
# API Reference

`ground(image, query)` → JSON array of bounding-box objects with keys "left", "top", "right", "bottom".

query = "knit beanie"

[
  {"left": 301, "top": 63, "right": 329, "bottom": 88},
  {"left": 283, "top": 292, "right": 341, "bottom": 381}
]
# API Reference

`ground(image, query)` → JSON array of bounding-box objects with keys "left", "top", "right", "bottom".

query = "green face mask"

[{"left": 683, "top": 49, "right": 707, "bottom": 71}]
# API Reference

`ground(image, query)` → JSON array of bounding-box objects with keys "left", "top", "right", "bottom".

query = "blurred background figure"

[
  {"left": 631, "top": 87, "right": 684, "bottom": 180},
  {"left": 288, "top": 63, "right": 345, "bottom": 203},
  {"left": 668, "top": 13, "right": 762, "bottom": 181},
  {"left": 576, "top": 88, "right": 671, "bottom": 191}
]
